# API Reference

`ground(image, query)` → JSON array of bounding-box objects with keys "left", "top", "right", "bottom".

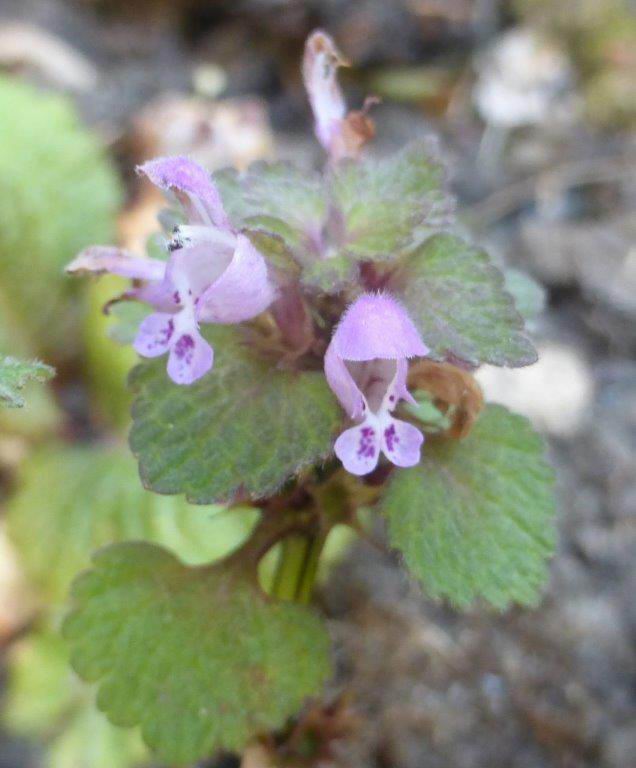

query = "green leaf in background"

[
  {"left": 105, "top": 302, "right": 149, "bottom": 347},
  {"left": 0, "top": 355, "right": 54, "bottom": 409},
  {"left": 329, "top": 139, "right": 452, "bottom": 261},
  {"left": 0, "top": 75, "right": 121, "bottom": 359},
  {"left": 63, "top": 543, "right": 332, "bottom": 764},
  {"left": 381, "top": 405, "right": 556, "bottom": 608},
  {"left": 129, "top": 327, "right": 341, "bottom": 504},
  {"left": 83, "top": 278, "right": 138, "bottom": 429},
  {"left": 504, "top": 268, "right": 547, "bottom": 322},
  {"left": 394, "top": 234, "right": 537, "bottom": 367},
  {"left": 368, "top": 65, "right": 452, "bottom": 103},
  {"left": 214, "top": 162, "right": 326, "bottom": 258},
  {"left": 6, "top": 443, "right": 259, "bottom": 604},
  {"left": 4, "top": 631, "right": 148, "bottom": 768}
]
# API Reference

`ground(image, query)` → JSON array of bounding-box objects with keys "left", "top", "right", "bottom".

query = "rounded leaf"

[{"left": 63, "top": 543, "right": 332, "bottom": 764}]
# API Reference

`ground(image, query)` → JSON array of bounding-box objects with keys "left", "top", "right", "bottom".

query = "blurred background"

[{"left": 0, "top": 1, "right": 634, "bottom": 767}]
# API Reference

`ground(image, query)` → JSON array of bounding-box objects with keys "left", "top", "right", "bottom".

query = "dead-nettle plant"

[{"left": 64, "top": 30, "right": 556, "bottom": 765}]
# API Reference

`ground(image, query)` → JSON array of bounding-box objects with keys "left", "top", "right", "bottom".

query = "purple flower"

[
  {"left": 303, "top": 30, "right": 376, "bottom": 162},
  {"left": 325, "top": 293, "right": 429, "bottom": 475},
  {"left": 302, "top": 30, "right": 347, "bottom": 158},
  {"left": 67, "top": 157, "right": 276, "bottom": 385}
]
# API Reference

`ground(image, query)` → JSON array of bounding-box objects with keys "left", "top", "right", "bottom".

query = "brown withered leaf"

[
  {"left": 408, "top": 360, "right": 484, "bottom": 439},
  {"left": 334, "top": 96, "right": 380, "bottom": 160}
]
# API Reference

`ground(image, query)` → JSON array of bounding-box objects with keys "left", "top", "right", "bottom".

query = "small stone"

[{"left": 475, "top": 342, "right": 594, "bottom": 437}]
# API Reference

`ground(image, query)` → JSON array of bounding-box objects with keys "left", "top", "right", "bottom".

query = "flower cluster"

[
  {"left": 68, "top": 30, "right": 429, "bottom": 475},
  {"left": 68, "top": 157, "right": 275, "bottom": 384},
  {"left": 54, "top": 28, "right": 556, "bottom": 768}
]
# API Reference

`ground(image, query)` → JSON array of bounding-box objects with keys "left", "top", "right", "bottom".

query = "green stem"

[
  {"left": 270, "top": 531, "right": 327, "bottom": 604},
  {"left": 296, "top": 532, "right": 326, "bottom": 604},
  {"left": 271, "top": 535, "right": 309, "bottom": 601}
]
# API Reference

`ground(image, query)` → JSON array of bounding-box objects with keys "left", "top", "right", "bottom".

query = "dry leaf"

[{"left": 408, "top": 360, "right": 484, "bottom": 439}]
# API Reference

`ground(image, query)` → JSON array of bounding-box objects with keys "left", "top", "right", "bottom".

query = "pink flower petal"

[
  {"left": 128, "top": 281, "right": 178, "bottom": 312},
  {"left": 397, "top": 361, "right": 418, "bottom": 407},
  {"left": 138, "top": 156, "right": 230, "bottom": 230},
  {"left": 380, "top": 358, "right": 417, "bottom": 410},
  {"left": 332, "top": 293, "right": 429, "bottom": 361},
  {"left": 334, "top": 421, "right": 381, "bottom": 476},
  {"left": 167, "top": 328, "right": 214, "bottom": 385},
  {"left": 196, "top": 234, "right": 276, "bottom": 324},
  {"left": 66, "top": 246, "right": 166, "bottom": 282},
  {"left": 166, "top": 243, "right": 232, "bottom": 302},
  {"left": 324, "top": 342, "right": 366, "bottom": 420},
  {"left": 381, "top": 418, "right": 424, "bottom": 468},
  {"left": 168, "top": 224, "right": 236, "bottom": 255},
  {"left": 302, "top": 30, "right": 346, "bottom": 153},
  {"left": 133, "top": 312, "right": 176, "bottom": 358}
]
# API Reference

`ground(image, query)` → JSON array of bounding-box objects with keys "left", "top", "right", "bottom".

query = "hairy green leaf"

[
  {"left": 214, "top": 162, "right": 326, "bottom": 258},
  {"left": 64, "top": 543, "right": 332, "bottom": 764},
  {"left": 4, "top": 630, "right": 147, "bottom": 768},
  {"left": 329, "top": 139, "right": 453, "bottom": 261},
  {"left": 214, "top": 145, "right": 453, "bottom": 294},
  {"left": 393, "top": 234, "right": 537, "bottom": 366},
  {"left": 301, "top": 253, "right": 358, "bottom": 292},
  {"left": 129, "top": 327, "right": 341, "bottom": 503},
  {"left": 381, "top": 405, "right": 556, "bottom": 608},
  {"left": 6, "top": 443, "right": 258, "bottom": 604},
  {"left": 244, "top": 230, "right": 301, "bottom": 277},
  {"left": 0, "top": 355, "right": 54, "bottom": 408},
  {"left": 0, "top": 293, "right": 62, "bottom": 434}
]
